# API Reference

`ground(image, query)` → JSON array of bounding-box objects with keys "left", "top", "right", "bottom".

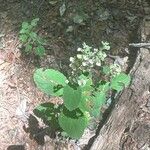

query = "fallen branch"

[{"left": 129, "top": 43, "right": 150, "bottom": 48}]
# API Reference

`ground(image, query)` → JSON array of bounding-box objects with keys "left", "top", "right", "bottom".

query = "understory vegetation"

[
  {"left": 19, "top": 25, "right": 131, "bottom": 138},
  {"left": 18, "top": 0, "right": 141, "bottom": 142},
  {"left": 1, "top": 0, "right": 148, "bottom": 149}
]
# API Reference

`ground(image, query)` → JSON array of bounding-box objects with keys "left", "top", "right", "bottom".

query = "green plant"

[
  {"left": 19, "top": 18, "right": 46, "bottom": 57},
  {"left": 33, "top": 42, "right": 131, "bottom": 139}
]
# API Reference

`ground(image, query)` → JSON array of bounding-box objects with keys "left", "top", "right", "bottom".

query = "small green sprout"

[{"left": 19, "top": 18, "right": 46, "bottom": 57}]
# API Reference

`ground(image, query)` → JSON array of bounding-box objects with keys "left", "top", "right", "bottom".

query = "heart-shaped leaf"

[
  {"left": 92, "top": 92, "right": 106, "bottom": 109},
  {"left": 63, "top": 85, "right": 82, "bottom": 111},
  {"left": 34, "top": 68, "right": 67, "bottom": 96},
  {"left": 111, "top": 73, "right": 131, "bottom": 92},
  {"left": 58, "top": 108, "right": 88, "bottom": 139},
  {"left": 31, "top": 18, "right": 39, "bottom": 26}
]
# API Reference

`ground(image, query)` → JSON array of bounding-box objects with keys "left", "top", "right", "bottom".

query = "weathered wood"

[{"left": 90, "top": 17, "right": 150, "bottom": 150}]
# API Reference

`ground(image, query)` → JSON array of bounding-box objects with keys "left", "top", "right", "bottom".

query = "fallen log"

[{"left": 90, "top": 17, "right": 150, "bottom": 150}]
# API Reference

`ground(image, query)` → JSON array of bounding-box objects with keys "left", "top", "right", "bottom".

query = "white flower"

[
  {"left": 82, "top": 62, "right": 87, "bottom": 66},
  {"left": 77, "top": 48, "right": 82, "bottom": 52},
  {"left": 69, "top": 57, "right": 74, "bottom": 62},
  {"left": 86, "top": 68, "right": 91, "bottom": 72},
  {"left": 83, "top": 42, "right": 92, "bottom": 50},
  {"left": 110, "top": 64, "right": 121, "bottom": 76},
  {"left": 98, "top": 51, "right": 107, "bottom": 61},
  {"left": 89, "top": 59, "right": 93, "bottom": 64},
  {"left": 83, "top": 42, "right": 88, "bottom": 49},
  {"left": 96, "top": 62, "right": 101, "bottom": 66},
  {"left": 69, "top": 64, "right": 72, "bottom": 67},
  {"left": 94, "top": 48, "right": 98, "bottom": 52},
  {"left": 83, "top": 55, "right": 88, "bottom": 60},
  {"left": 102, "top": 41, "right": 110, "bottom": 50},
  {"left": 71, "top": 65, "right": 76, "bottom": 70},
  {"left": 65, "top": 80, "right": 69, "bottom": 84},
  {"left": 77, "top": 54, "right": 82, "bottom": 59}
]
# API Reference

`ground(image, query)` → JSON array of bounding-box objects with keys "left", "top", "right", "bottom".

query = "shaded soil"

[{"left": 0, "top": 0, "right": 145, "bottom": 149}]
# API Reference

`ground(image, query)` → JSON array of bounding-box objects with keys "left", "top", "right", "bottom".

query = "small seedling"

[
  {"left": 33, "top": 42, "right": 131, "bottom": 139},
  {"left": 19, "top": 18, "right": 46, "bottom": 57}
]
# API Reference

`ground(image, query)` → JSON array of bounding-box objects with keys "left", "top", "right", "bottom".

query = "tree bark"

[{"left": 90, "top": 18, "right": 150, "bottom": 150}]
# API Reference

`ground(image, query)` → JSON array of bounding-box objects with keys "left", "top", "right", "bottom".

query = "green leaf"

[
  {"left": 54, "top": 87, "right": 64, "bottom": 96},
  {"left": 78, "top": 74, "right": 93, "bottom": 91},
  {"left": 31, "top": 18, "right": 39, "bottom": 26},
  {"left": 25, "top": 44, "right": 32, "bottom": 52},
  {"left": 111, "top": 73, "right": 131, "bottom": 92},
  {"left": 27, "top": 25, "right": 33, "bottom": 31},
  {"left": 80, "top": 90, "right": 106, "bottom": 113},
  {"left": 20, "top": 28, "right": 28, "bottom": 34},
  {"left": 36, "top": 37, "right": 46, "bottom": 45},
  {"left": 58, "top": 108, "right": 88, "bottom": 139},
  {"left": 88, "top": 92, "right": 106, "bottom": 118},
  {"left": 63, "top": 85, "right": 82, "bottom": 111},
  {"left": 102, "top": 66, "right": 110, "bottom": 75},
  {"left": 30, "top": 32, "right": 37, "bottom": 40},
  {"left": 19, "top": 34, "right": 28, "bottom": 43},
  {"left": 79, "top": 96, "right": 91, "bottom": 112},
  {"left": 33, "top": 68, "right": 67, "bottom": 96},
  {"left": 22, "top": 22, "right": 29, "bottom": 29},
  {"left": 35, "top": 45, "right": 45, "bottom": 56},
  {"left": 73, "top": 14, "right": 84, "bottom": 24},
  {"left": 92, "top": 92, "right": 106, "bottom": 109},
  {"left": 98, "top": 82, "right": 110, "bottom": 93},
  {"left": 90, "top": 108, "right": 100, "bottom": 118},
  {"left": 59, "top": 3, "right": 66, "bottom": 16},
  {"left": 33, "top": 103, "right": 60, "bottom": 128},
  {"left": 79, "top": 90, "right": 106, "bottom": 118}
]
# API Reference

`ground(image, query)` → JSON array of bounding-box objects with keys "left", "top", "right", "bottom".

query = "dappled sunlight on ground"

[
  {"left": 0, "top": 31, "right": 49, "bottom": 149},
  {"left": 0, "top": 0, "right": 145, "bottom": 149}
]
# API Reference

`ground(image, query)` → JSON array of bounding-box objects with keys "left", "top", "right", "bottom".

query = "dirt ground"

[{"left": 0, "top": 0, "right": 145, "bottom": 149}]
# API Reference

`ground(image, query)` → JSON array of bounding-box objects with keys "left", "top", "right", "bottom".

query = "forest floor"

[{"left": 0, "top": 0, "right": 146, "bottom": 149}]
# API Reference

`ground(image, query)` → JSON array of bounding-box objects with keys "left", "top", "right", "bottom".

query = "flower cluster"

[
  {"left": 69, "top": 42, "right": 110, "bottom": 76},
  {"left": 110, "top": 63, "right": 122, "bottom": 77}
]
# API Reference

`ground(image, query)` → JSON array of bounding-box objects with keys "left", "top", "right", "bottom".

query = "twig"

[{"left": 129, "top": 43, "right": 150, "bottom": 48}]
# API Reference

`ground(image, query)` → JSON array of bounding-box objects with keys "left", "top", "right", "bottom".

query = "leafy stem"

[{"left": 33, "top": 42, "right": 131, "bottom": 139}]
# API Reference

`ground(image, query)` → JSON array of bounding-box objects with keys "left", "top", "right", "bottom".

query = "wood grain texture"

[{"left": 90, "top": 14, "right": 150, "bottom": 150}]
